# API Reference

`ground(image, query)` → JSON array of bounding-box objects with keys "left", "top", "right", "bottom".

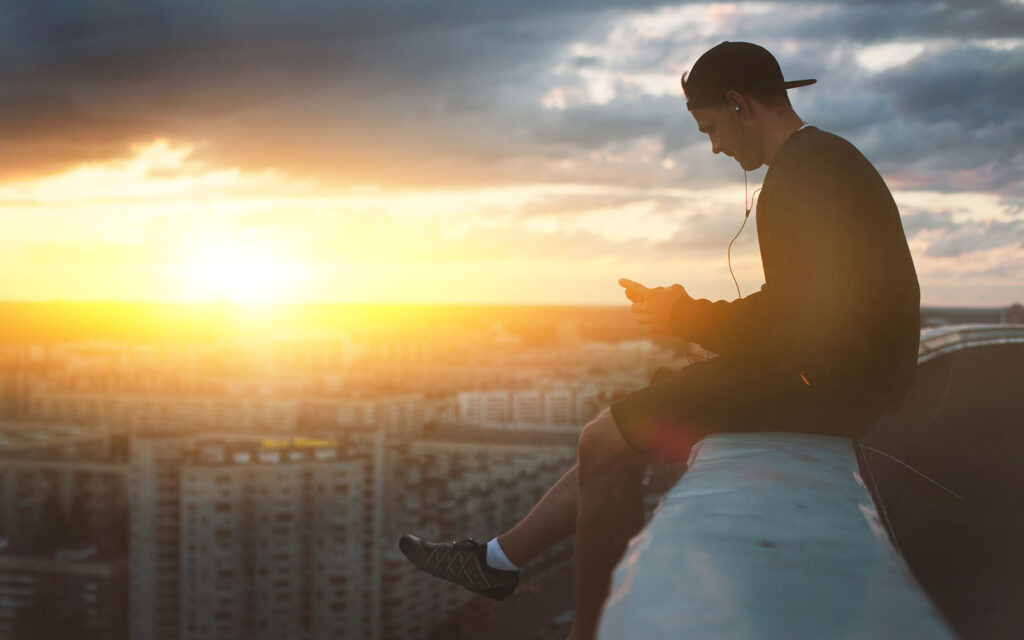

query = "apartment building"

[
  {"left": 178, "top": 441, "right": 366, "bottom": 640},
  {"left": 379, "top": 435, "right": 575, "bottom": 640},
  {"left": 457, "top": 384, "right": 610, "bottom": 428},
  {"left": 131, "top": 434, "right": 372, "bottom": 640},
  {"left": 0, "top": 424, "right": 128, "bottom": 554},
  {"left": 129, "top": 434, "right": 194, "bottom": 640}
]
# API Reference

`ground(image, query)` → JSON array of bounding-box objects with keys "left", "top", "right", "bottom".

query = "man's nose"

[{"left": 711, "top": 141, "right": 722, "bottom": 155}]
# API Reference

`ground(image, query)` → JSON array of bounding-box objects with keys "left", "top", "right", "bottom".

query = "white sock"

[{"left": 485, "top": 538, "right": 519, "bottom": 572}]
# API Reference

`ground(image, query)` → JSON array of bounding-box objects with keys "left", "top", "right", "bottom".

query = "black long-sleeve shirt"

[{"left": 616, "top": 127, "right": 920, "bottom": 436}]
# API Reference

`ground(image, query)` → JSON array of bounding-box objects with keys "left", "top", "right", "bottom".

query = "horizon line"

[{"left": 0, "top": 300, "right": 1017, "bottom": 311}]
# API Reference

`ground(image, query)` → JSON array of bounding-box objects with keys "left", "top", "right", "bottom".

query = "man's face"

[{"left": 690, "top": 105, "right": 763, "bottom": 171}]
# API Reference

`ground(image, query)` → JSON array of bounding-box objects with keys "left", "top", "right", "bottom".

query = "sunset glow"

[
  {"left": 181, "top": 241, "right": 302, "bottom": 305},
  {"left": 0, "top": 3, "right": 1019, "bottom": 308}
]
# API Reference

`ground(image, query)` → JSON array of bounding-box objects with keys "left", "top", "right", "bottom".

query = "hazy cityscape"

[
  {"left": 1, "top": 302, "right": 1019, "bottom": 640},
  {"left": 0, "top": 303, "right": 701, "bottom": 640}
]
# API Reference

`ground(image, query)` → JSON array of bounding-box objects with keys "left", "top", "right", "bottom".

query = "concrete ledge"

[{"left": 597, "top": 432, "right": 957, "bottom": 640}]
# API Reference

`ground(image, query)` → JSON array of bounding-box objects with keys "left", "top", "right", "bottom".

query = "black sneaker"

[{"left": 398, "top": 534, "right": 519, "bottom": 601}]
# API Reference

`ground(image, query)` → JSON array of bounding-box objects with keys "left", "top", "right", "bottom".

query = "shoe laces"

[{"left": 452, "top": 539, "right": 478, "bottom": 551}]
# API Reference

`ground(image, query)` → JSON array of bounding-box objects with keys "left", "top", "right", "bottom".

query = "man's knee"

[{"left": 578, "top": 409, "right": 643, "bottom": 477}]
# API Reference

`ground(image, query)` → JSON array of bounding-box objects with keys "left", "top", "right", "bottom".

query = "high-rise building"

[
  {"left": 344, "top": 429, "right": 386, "bottom": 640},
  {"left": 130, "top": 434, "right": 372, "bottom": 640},
  {"left": 129, "top": 434, "right": 194, "bottom": 640},
  {"left": 178, "top": 441, "right": 366, "bottom": 640},
  {"left": 0, "top": 423, "right": 130, "bottom": 640}
]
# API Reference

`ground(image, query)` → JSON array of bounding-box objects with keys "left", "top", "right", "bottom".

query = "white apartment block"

[
  {"left": 334, "top": 395, "right": 424, "bottom": 438},
  {"left": 543, "top": 388, "right": 574, "bottom": 426},
  {"left": 131, "top": 434, "right": 372, "bottom": 640},
  {"left": 458, "top": 387, "right": 595, "bottom": 428},
  {"left": 456, "top": 390, "right": 511, "bottom": 426},
  {"left": 511, "top": 390, "right": 543, "bottom": 426},
  {"left": 178, "top": 443, "right": 365, "bottom": 640}
]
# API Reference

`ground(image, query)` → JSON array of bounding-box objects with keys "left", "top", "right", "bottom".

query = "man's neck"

[{"left": 761, "top": 110, "right": 806, "bottom": 166}]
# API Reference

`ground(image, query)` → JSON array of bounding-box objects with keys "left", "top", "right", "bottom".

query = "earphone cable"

[{"left": 728, "top": 171, "right": 761, "bottom": 299}]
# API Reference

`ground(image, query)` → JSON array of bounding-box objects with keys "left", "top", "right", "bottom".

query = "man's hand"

[{"left": 618, "top": 278, "right": 690, "bottom": 336}]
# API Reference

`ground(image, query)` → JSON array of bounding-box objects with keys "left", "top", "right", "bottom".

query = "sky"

[{"left": 0, "top": 0, "right": 1021, "bottom": 306}]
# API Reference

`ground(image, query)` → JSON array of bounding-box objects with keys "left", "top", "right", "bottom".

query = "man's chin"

[{"left": 738, "top": 156, "right": 763, "bottom": 171}]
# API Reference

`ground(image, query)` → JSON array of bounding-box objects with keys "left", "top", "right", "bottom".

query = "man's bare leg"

[
  {"left": 570, "top": 409, "right": 647, "bottom": 640},
  {"left": 497, "top": 463, "right": 578, "bottom": 567}
]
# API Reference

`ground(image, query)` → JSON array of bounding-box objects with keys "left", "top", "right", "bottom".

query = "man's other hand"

[{"left": 619, "top": 279, "right": 690, "bottom": 336}]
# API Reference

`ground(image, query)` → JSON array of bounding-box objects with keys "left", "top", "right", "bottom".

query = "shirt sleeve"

[{"left": 668, "top": 287, "right": 770, "bottom": 358}]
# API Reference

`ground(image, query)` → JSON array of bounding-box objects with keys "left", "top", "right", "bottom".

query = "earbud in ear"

[{"left": 735, "top": 106, "right": 741, "bottom": 113}]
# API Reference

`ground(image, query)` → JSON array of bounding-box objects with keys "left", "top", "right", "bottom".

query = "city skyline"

[
  {"left": 1, "top": 296, "right": 1020, "bottom": 638},
  {"left": 0, "top": 317, "right": 648, "bottom": 639}
]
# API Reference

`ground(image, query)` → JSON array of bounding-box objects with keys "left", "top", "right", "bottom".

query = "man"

[{"left": 399, "top": 41, "right": 920, "bottom": 640}]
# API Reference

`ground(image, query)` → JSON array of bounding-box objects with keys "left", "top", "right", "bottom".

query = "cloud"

[
  {"left": 1, "top": 0, "right": 1020, "bottom": 195},
  {"left": 923, "top": 218, "right": 1024, "bottom": 258},
  {"left": 0, "top": 1, "right": 1021, "bottom": 304},
  {"left": 901, "top": 209, "right": 958, "bottom": 236},
  {"left": 515, "top": 191, "right": 681, "bottom": 219}
]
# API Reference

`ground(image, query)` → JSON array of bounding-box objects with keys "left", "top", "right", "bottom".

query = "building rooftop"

[
  {"left": 598, "top": 324, "right": 1024, "bottom": 639},
  {"left": 598, "top": 432, "right": 957, "bottom": 639}
]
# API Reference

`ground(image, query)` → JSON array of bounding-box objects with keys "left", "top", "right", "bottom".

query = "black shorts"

[{"left": 609, "top": 356, "right": 873, "bottom": 458}]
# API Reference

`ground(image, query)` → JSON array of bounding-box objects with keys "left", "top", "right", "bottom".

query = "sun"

[{"left": 183, "top": 237, "right": 302, "bottom": 305}]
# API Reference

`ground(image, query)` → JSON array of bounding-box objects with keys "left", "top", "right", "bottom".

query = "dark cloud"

[
  {"left": 874, "top": 47, "right": 1023, "bottom": 124},
  {"left": 900, "top": 207, "right": 1023, "bottom": 259},
  {"left": 784, "top": 1, "right": 1024, "bottom": 44},
  {"left": 859, "top": 44, "right": 1024, "bottom": 193},
  {"left": 0, "top": 0, "right": 1020, "bottom": 200},
  {"left": 528, "top": 97, "right": 679, "bottom": 152},
  {"left": 783, "top": 38, "right": 1024, "bottom": 197},
  {"left": 0, "top": 91, "right": 153, "bottom": 176},
  {"left": 901, "top": 210, "right": 957, "bottom": 236},
  {"left": 923, "top": 218, "right": 1024, "bottom": 258}
]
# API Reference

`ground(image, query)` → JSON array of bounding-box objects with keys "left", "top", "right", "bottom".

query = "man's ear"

[{"left": 724, "top": 90, "right": 749, "bottom": 118}]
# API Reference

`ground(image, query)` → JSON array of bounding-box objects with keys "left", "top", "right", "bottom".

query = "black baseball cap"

[{"left": 682, "top": 41, "right": 816, "bottom": 111}]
